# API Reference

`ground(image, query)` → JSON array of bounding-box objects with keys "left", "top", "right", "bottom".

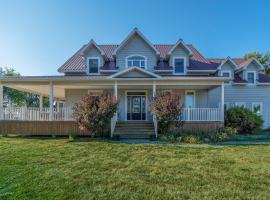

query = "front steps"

[{"left": 114, "top": 121, "right": 156, "bottom": 139}]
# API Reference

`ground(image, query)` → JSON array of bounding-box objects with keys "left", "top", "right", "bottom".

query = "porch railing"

[
  {"left": 180, "top": 108, "right": 222, "bottom": 121},
  {"left": 0, "top": 107, "right": 73, "bottom": 121}
]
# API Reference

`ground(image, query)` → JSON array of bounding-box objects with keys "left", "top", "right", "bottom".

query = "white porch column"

[
  {"left": 152, "top": 81, "right": 156, "bottom": 98},
  {"left": 114, "top": 81, "right": 118, "bottom": 99},
  {"left": 49, "top": 82, "right": 54, "bottom": 120},
  {"left": 39, "top": 95, "right": 43, "bottom": 111},
  {"left": 0, "top": 83, "right": 3, "bottom": 120},
  {"left": 221, "top": 82, "right": 224, "bottom": 121}
]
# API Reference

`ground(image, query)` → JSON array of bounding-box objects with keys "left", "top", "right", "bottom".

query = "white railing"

[
  {"left": 180, "top": 108, "right": 222, "bottom": 121},
  {"left": 1, "top": 107, "right": 74, "bottom": 121},
  {"left": 153, "top": 114, "right": 158, "bottom": 138},
  {"left": 110, "top": 112, "right": 118, "bottom": 138}
]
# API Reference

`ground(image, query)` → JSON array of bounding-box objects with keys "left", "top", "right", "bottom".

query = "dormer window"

[
  {"left": 173, "top": 57, "right": 186, "bottom": 74},
  {"left": 221, "top": 71, "right": 231, "bottom": 84},
  {"left": 88, "top": 57, "right": 100, "bottom": 74},
  {"left": 126, "top": 55, "right": 146, "bottom": 69},
  {"left": 247, "top": 71, "right": 256, "bottom": 84}
]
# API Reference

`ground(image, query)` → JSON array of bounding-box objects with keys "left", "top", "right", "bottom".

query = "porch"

[{"left": 0, "top": 76, "right": 225, "bottom": 136}]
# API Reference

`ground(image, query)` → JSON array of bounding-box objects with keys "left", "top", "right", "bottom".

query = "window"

[
  {"left": 252, "top": 102, "right": 262, "bottom": 115},
  {"left": 88, "top": 57, "right": 100, "bottom": 74},
  {"left": 127, "top": 55, "right": 146, "bottom": 68},
  {"left": 185, "top": 90, "right": 195, "bottom": 108},
  {"left": 247, "top": 71, "right": 256, "bottom": 84},
  {"left": 235, "top": 102, "right": 246, "bottom": 108},
  {"left": 221, "top": 71, "right": 232, "bottom": 84},
  {"left": 174, "top": 57, "right": 185, "bottom": 74}
]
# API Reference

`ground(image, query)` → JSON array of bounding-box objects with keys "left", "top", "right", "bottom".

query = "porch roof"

[{"left": 0, "top": 75, "right": 229, "bottom": 100}]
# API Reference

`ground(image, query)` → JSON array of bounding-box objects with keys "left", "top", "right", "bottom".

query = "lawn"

[{"left": 0, "top": 137, "right": 270, "bottom": 199}]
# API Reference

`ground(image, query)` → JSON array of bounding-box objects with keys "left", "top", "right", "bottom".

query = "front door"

[{"left": 127, "top": 92, "right": 146, "bottom": 120}]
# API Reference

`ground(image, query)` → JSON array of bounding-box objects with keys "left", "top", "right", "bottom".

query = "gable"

[{"left": 109, "top": 67, "right": 160, "bottom": 79}]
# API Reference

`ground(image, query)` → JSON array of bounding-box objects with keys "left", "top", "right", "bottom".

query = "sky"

[{"left": 0, "top": 0, "right": 269, "bottom": 76}]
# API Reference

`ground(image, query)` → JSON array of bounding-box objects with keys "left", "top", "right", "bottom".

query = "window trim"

[
  {"left": 125, "top": 55, "right": 147, "bottom": 69},
  {"left": 235, "top": 102, "right": 246, "bottom": 108},
  {"left": 221, "top": 71, "right": 232, "bottom": 85},
  {"left": 87, "top": 57, "right": 100, "bottom": 75},
  {"left": 185, "top": 90, "right": 196, "bottom": 108},
  {"left": 173, "top": 56, "right": 186, "bottom": 74},
  {"left": 252, "top": 102, "right": 263, "bottom": 115},
  {"left": 246, "top": 71, "right": 256, "bottom": 85}
]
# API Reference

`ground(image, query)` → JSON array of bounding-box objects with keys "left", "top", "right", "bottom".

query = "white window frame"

[
  {"left": 125, "top": 55, "right": 147, "bottom": 69},
  {"left": 235, "top": 102, "right": 246, "bottom": 108},
  {"left": 252, "top": 102, "right": 263, "bottom": 115},
  {"left": 221, "top": 71, "right": 232, "bottom": 84},
  {"left": 245, "top": 71, "right": 256, "bottom": 85},
  {"left": 173, "top": 56, "right": 186, "bottom": 74},
  {"left": 224, "top": 102, "right": 230, "bottom": 110},
  {"left": 185, "top": 90, "right": 196, "bottom": 108},
  {"left": 87, "top": 57, "right": 100, "bottom": 75}
]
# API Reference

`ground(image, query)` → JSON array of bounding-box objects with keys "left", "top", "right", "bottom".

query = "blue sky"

[{"left": 0, "top": 0, "right": 269, "bottom": 75}]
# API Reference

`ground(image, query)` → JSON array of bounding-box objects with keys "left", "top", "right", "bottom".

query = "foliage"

[
  {"left": 73, "top": 93, "right": 118, "bottom": 137},
  {"left": 159, "top": 127, "right": 238, "bottom": 143},
  {"left": 225, "top": 107, "right": 263, "bottom": 134},
  {"left": 1, "top": 67, "right": 46, "bottom": 107},
  {"left": 244, "top": 51, "right": 270, "bottom": 75},
  {"left": 151, "top": 92, "right": 183, "bottom": 135},
  {"left": 68, "top": 132, "right": 76, "bottom": 142}
]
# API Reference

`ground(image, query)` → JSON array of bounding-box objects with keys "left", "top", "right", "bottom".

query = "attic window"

[
  {"left": 127, "top": 55, "right": 146, "bottom": 68},
  {"left": 173, "top": 57, "right": 186, "bottom": 74},
  {"left": 247, "top": 71, "right": 256, "bottom": 84},
  {"left": 88, "top": 57, "right": 100, "bottom": 74}
]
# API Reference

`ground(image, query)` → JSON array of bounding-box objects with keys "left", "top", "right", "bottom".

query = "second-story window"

[
  {"left": 88, "top": 58, "right": 99, "bottom": 74},
  {"left": 247, "top": 72, "right": 256, "bottom": 84},
  {"left": 174, "top": 57, "right": 185, "bottom": 74},
  {"left": 127, "top": 55, "right": 146, "bottom": 68}
]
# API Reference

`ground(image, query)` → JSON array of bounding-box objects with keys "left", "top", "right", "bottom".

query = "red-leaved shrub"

[
  {"left": 73, "top": 93, "right": 118, "bottom": 137},
  {"left": 151, "top": 92, "right": 183, "bottom": 134}
]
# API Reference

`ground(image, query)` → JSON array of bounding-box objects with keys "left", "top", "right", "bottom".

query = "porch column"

[
  {"left": 0, "top": 83, "right": 3, "bottom": 120},
  {"left": 49, "top": 82, "right": 54, "bottom": 120},
  {"left": 152, "top": 81, "right": 156, "bottom": 97},
  {"left": 221, "top": 83, "right": 224, "bottom": 121},
  {"left": 114, "top": 81, "right": 118, "bottom": 99},
  {"left": 39, "top": 95, "right": 43, "bottom": 111}
]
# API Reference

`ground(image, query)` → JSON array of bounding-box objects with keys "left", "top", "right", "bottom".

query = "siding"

[
  {"left": 116, "top": 35, "right": 157, "bottom": 72},
  {"left": 224, "top": 85, "right": 270, "bottom": 128},
  {"left": 169, "top": 46, "right": 189, "bottom": 67},
  {"left": 218, "top": 62, "right": 235, "bottom": 77}
]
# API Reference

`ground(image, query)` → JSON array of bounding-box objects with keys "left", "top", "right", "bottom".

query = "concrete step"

[{"left": 120, "top": 134, "right": 155, "bottom": 139}]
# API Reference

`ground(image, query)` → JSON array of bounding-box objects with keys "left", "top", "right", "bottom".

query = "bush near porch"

[
  {"left": 72, "top": 93, "right": 118, "bottom": 137},
  {"left": 225, "top": 107, "right": 263, "bottom": 134}
]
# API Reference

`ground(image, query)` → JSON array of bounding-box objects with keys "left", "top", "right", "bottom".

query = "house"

[{"left": 0, "top": 28, "right": 269, "bottom": 137}]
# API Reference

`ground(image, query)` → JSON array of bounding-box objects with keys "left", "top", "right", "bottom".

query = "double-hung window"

[
  {"left": 88, "top": 57, "right": 100, "bottom": 74},
  {"left": 127, "top": 56, "right": 146, "bottom": 68},
  {"left": 174, "top": 57, "right": 185, "bottom": 74},
  {"left": 247, "top": 71, "right": 256, "bottom": 84}
]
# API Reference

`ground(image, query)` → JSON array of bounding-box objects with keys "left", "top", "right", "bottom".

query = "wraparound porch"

[{"left": 0, "top": 77, "right": 225, "bottom": 136}]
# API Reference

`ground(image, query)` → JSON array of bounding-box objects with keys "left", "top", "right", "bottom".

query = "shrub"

[
  {"left": 68, "top": 132, "right": 76, "bottom": 142},
  {"left": 225, "top": 107, "right": 263, "bottom": 134},
  {"left": 151, "top": 92, "right": 183, "bottom": 135},
  {"left": 73, "top": 93, "right": 118, "bottom": 137}
]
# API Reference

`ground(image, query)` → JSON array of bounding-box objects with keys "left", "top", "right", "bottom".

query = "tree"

[
  {"left": 151, "top": 92, "right": 183, "bottom": 135},
  {"left": 2, "top": 67, "right": 47, "bottom": 107},
  {"left": 72, "top": 93, "right": 118, "bottom": 137},
  {"left": 244, "top": 52, "right": 270, "bottom": 74}
]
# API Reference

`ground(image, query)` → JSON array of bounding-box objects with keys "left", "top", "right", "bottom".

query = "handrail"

[
  {"left": 110, "top": 112, "right": 118, "bottom": 138},
  {"left": 153, "top": 114, "right": 158, "bottom": 138}
]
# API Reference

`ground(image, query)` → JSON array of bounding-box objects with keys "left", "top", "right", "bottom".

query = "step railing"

[
  {"left": 179, "top": 108, "right": 222, "bottom": 121},
  {"left": 110, "top": 112, "right": 118, "bottom": 138},
  {"left": 0, "top": 107, "right": 74, "bottom": 121}
]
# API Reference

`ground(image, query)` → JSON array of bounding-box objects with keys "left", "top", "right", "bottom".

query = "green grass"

[{"left": 0, "top": 137, "right": 270, "bottom": 199}]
